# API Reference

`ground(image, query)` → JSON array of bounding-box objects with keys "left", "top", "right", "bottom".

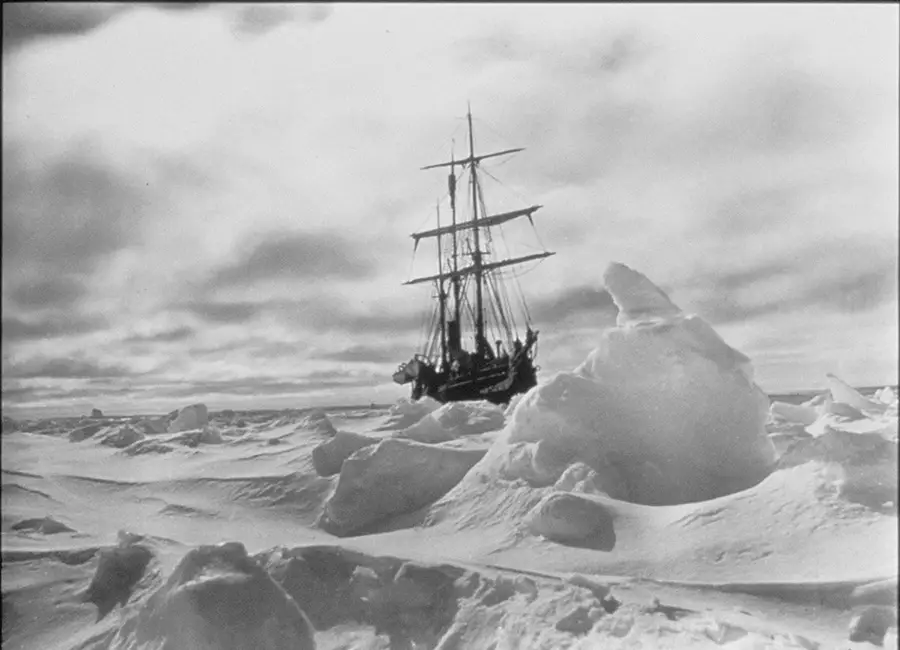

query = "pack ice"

[
  {"left": 768, "top": 370, "right": 898, "bottom": 442},
  {"left": 491, "top": 262, "right": 776, "bottom": 505}
]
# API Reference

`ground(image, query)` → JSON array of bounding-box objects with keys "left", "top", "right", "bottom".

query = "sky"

[{"left": 2, "top": 2, "right": 898, "bottom": 418}]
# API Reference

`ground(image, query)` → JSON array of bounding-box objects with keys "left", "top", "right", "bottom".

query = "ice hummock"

[
  {"left": 394, "top": 400, "right": 505, "bottom": 443},
  {"left": 376, "top": 396, "right": 441, "bottom": 431},
  {"left": 493, "top": 262, "right": 776, "bottom": 505},
  {"left": 825, "top": 373, "right": 891, "bottom": 415},
  {"left": 605, "top": 261, "right": 684, "bottom": 327},
  {"left": 106, "top": 541, "right": 315, "bottom": 649}
]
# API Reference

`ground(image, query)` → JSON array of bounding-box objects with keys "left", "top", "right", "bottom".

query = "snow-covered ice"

[
  {"left": 2, "top": 262, "right": 896, "bottom": 650},
  {"left": 492, "top": 262, "right": 776, "bottom": 505}
]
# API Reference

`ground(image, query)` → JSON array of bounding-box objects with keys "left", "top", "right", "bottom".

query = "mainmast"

[
  {"left": 449, "top": 145, "right": 461, "bottom": 348},
  {"left": 466, "top": 105, "right": 487, "bottom": 359},
  {"left": 435, "top": 201, "right": 447, "bottom": 368}
]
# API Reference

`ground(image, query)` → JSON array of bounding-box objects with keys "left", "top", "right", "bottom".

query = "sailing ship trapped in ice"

[{"left": 393, "top": 109, "right": 555, "bottom": 405}]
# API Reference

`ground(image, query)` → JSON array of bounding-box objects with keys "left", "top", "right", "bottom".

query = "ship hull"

[{"left": 412, "top": 357, "right": 537, "bottom": 406}]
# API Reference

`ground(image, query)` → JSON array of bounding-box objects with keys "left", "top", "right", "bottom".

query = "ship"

[{"left": 392, "top": 107, "right": 555, "bottom": 405}]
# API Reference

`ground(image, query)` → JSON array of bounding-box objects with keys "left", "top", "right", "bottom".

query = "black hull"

[{"left": 412, "top": 357, "right": 537, "bottom": 406}]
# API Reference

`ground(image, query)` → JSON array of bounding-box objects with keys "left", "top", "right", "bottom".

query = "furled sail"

[
  {"left": 411, "top": 205, "right": 543, "bottom": 242},
  {"left": 404, "top": 251, "right": 555, "bottom": 286}
]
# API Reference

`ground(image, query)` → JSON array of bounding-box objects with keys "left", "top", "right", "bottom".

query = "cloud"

[
  {"left": 1, "top": 365, "right": 382, "bottom": 413},
  {"left": 180, "top": 337, "right": 300, "bottom": 362},
  {"left": 180, "top": 300, "right": 259, "bottom": 325},
  {"left": 169, "top": 291, "right": 426, "bottom": 338},
  {"left": 1, "top": 137, "right": 224, "bottom": 328},
  {"left": 0, "top": 385, "right": 41, "bottom": 401},
  {"left": 151, "top": 3, "right": 213, "bottom": 11},
  {"left": 124, "top": 326, "right": 195, "bottom": 344},
  {"left": 199, "top": 379, "right": 370, "bottom": 398},
  {"left": 0, "top": 382, "right": 135, "bottom": 408},
  {"left": 267, "top": 295, "right": 427, "bottom": 337},
  {"left": 128, "top": 371, "right": 381, "bottom": 400},
  {"left": 230, "top": 4, "right": 332, "bottom": 36},
  {"left": 316, "top": 344, "right": 411, "bottom": 364},
  {"left": 706, "top": 185, "right": 813, "bottom": 240},
  {"left": 207, "top": 232, "right": 376, "bottom": 289},
  {"left": 7, "top": 276, "right": 87, "bottom": 310},
  {"left": 1, "top": 3, "right": 230, "bottom": 54},
  {"left": 166, "top": 292, "right": 426, "bottom": 336},
  {"left": 685, "top": 238, "right": 898, "bottom": 325},
  {"left": 800, "top": 262, "right": 898, "bottom": 315},
  {"left": 670, "top": 54, "right": 861, "bottom": 165},
  {"left": 1, "top": 141, "right": 146, "bottom": 278},
  {"left": 530, "top": 286, "right": 615, "bottom": 323},
  {"left": 1, "top": 314, "right": 107, "bottom": 343},
  {"left": 337, "top": 309, "right": 427, "bottom": 337},
  {"left": 4, "top": 356, "right": 131, "bottom": 379},
  {"left": 694, "top": 261, "right": 795, "bottom": 296},
  {"left": 2, "top": 2, "right": 126, "bottom": 52}
]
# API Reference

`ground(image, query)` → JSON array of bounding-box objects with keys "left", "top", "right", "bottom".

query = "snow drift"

[
  {"left": 319, "top": 439, "right": 487, "bottom": 536},
  {"left": 375, "top": 396, "right": 441, "bottom": 431},
  {"left": 311, "top": 401, "right": 503, "bottom": 479},
  {"left": 106, "top": 541, "right": 315, "bottom": 650},
  {"left": 393, "top": 400, "right": 505, "bottom": 443},
  {"left": 311, "top": 430, "right": 378, "bottom": 477}
]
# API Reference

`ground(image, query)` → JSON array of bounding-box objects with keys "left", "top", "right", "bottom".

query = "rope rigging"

[
  {"left": 407, "top": 112, "right": 550, "bottom": 366},
  {"left": 391, "top": 107, "right": 556, "bottom": 406}
]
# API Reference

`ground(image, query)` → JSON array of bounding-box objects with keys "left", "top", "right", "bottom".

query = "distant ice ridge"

[
  {"left": 768, "top": 372, "right": 898, "bottom": 442},
  {"left": 492, "top": 262, "right": 776, "bottom": 505}
]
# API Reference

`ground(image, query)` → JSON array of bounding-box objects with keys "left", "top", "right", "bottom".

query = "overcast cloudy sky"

[{"left": 2, "top": 3, "right": 897, "bottom": 418}]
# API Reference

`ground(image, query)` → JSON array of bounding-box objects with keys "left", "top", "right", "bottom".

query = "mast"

[
  {"left": 436, "top": 200, "right": 447, "bottom": 368},
  {"left": 467, "top": 105, "right": 486, "bottom": 358},
  {"left": 449, "top": 144, "right": 461, "bottom": 339}
]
